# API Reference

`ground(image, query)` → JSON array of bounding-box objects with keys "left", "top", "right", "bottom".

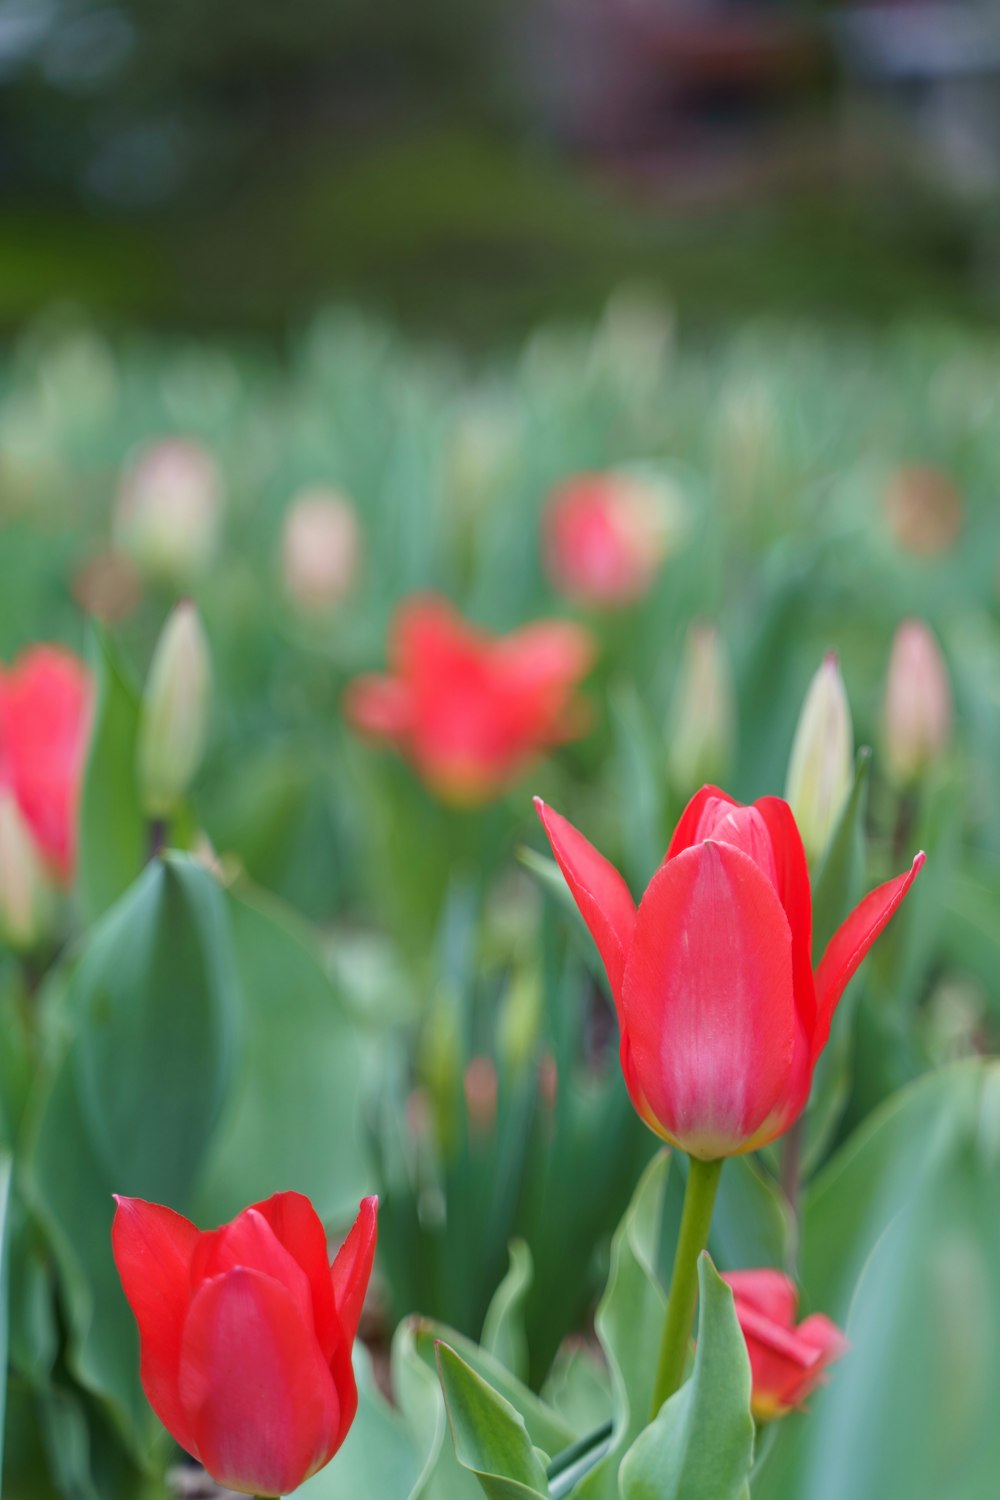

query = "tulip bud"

[
  {"left": 883, "top": 619, "right": 952, "bottom": 787},
  {"left": 137, "top": 602, "right": 212, "bottom": 818},
  {"left": 0, "top": 790, "right": 53, "bottom": 950},
  {"left": 282, "top": 486, "right": 362, "bottom": 615},
  {"left": 115, "top": 438, "right": 223, "bottom": 584},
  {"left": 884, "top": 465, "right": 962, "bottom": 557},
  {"left": 667, "top": 623, "right": 736, "bottom": 793},
  {"left": 784, "top": 654, "right": 853, "bottom": 866}
]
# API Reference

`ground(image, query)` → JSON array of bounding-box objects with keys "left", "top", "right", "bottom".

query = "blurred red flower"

[
  {"left": 535, "top": 785, "right": 923, "bottom": 1159},
  {"left": 0, "top": 645, "right": 92, "bottom": 883},
  {"left": 345, "top": 595, "right": 593, "bottom": 805},
  {"left": 113, "top": 1192, "right": 377, "bottom": 1498},
  {"left": 542, "top": 471, "right": 676, "bottom": 607},
  {"left": 723, "top": 1268, "right": 849, "bottom": 1421}
]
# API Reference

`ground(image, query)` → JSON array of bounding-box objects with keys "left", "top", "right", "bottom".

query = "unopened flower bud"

[
  {"left": 785, "top": 654, "right": 853, "bottom": 866},
  {"left": 138, "top": 602, "right": 212, "bottom": 818},
  {"left": 0, "top": 790, "right": 53, "bottom": 950},
  {"left": 115, "top": 438, "right": 223, "bottom": 584},
  {"left": 281, "top": 487, "right": 361, "bottom": 614},
  {"left": 883, "top": 619, "right": 952, "bottom": 787},
  {"left": 667, "top": 623, "right": 736, "bottom": 793}
]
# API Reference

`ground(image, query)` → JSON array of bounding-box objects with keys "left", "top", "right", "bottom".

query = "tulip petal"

[
  {"left": 664, "top": 784, "right": 737, "bottom": 859},
  {"left": 250, "top": 1192, "right": 340, "bottom": 1365},
  {"left": 330, "top": 1195, "right": 378, "bottom": 1349},
  {"left": 813, "top": 852, "right": 925, "bottom": 1059},
  {"left": 189, "top": 1208, "right": 312, "bottom": 1314},
  {"left": 180, "top": 1267, "right": 341, "bottom": 1497},
  {"left": 111, "top": 1196, "right": 201, "bottom": 1458},
  {"left": 622, "top": 841, "right": 796, "bottom": 1157},
  {"left": 534, "top": 798, "right": 636, "bottom": 1011},
  {"left": 724, "top": 1269, "right": 799, "bottom": 1327},
  {"left": 756, "top": 796, "right": 817, "bottom": 1035}
]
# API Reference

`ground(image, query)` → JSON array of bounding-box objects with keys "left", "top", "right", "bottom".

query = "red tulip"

[
  {"left": 345, "top": 595, "right": 593, "bottom": 806},
  {"left": 723, "top": 1269, "right": 849, "bottom": 1421},
  {"left": 535, "top": 784, "right": 923, "bottom": 1159},
  {"left": 542, "top": 470, "right": 677, "bottom": 607},
  {"left": 112, "top": 1192, "right": 378, "bottom": 1497},
  {"left": 0, "top": 646, "right": 92, "bottom": 883}
]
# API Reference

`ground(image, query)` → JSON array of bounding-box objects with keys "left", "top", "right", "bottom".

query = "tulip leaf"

[
  {"left": 619, "top": 1255, "right": 753, "bottom": 1500},
  {"left": 609, "top": 683, "right": 666, "bottom": 889},
  {"left": 392, "top": 1317, "right": 479, "bottom": 1500},
  {"left": 481, "top": 1240, "right": 533, "bottom": 1384},
  {"left": 572, "top": 1151, "right": 670, "bottom": 1500},
  {"left": 0, "top": 1150, "right": 12, "bottom": 1477},
  {"left": 194, "top": 880, "right": 370, "bottom": 1223},
  {"left": 77, "top": 627, "right": 146, "bottom": 923},
  {"left": 436, "top": 1341, "right": 550, "bottom": 1499},
  {"left": 72, "top": 854, "right": 238, "bottom": 1210}
]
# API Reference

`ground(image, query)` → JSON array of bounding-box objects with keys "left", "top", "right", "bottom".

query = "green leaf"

[
  {"left": 573, "top": 1151, "right": 670, "bottom": 1500},
  {"left": 620, "top": 1255, "right": 753, "bottom": 1500},
  {"left": 437, "top": 1342, "right": 550, "bottom": 1499},
  {"left": 72, "top": 855, "right": 238, "bottom": 1209},
  {"left": 391, "top": 1317, "right": 479, "bottom": 1500},
  {"left": 810, "top": 747, "right": 870, "bottom": 955},
  {"left": 0, "top": 1152, "right": 13, "bottom": 1477},
  {"left": 77, "top": 628, "right": 146, "bottom": 923},
  {"left": 608, "top": 683, "right": 666, "bottom": 889},
  {"left": 481, "top": 1241, "right": 533, "bottom": 1384},
  {"left": 194, "top": 880, "right": 370, "bottom": 1223}
]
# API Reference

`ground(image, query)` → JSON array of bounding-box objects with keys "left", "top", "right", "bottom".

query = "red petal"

[
  {"left": 179, "top": 1267, "right": 341, "bottom": 1497},
  {"left": 664, "top": 785, "right": 738, "bottom": 859},
  {"left": 189, "top": 1208, "right": 313, "bottom": 1320},
  {"left": 495, "top": 621, "right": 594, "bottom": 693},
  {"left": 755, "top": 797, "right": 817, "bottom": 1039},
  {"left": 249, "top": 1192, "right": 340, "bottom": 1365},
  {"left": 621, "top": 841, "right": 796, "bottom": 1157},
  {"left": 813, "top": 853, "right": 925, "bottom": 1060},
  {"left": 330, "top": 1196, "right": 378, "bottom": 1350},
  {"left": 111, "top": 1196, "right": 201, "bottom": 1458},
  {"left": 724, "top": 1269, "right": 799, "bottom": 1327},
  {"left": 534, "top": 798, "right": 636, "bottom": 1013}
]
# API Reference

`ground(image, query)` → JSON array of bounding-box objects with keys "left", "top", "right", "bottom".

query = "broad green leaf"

[
  {"left": 194, "top": 880, "right": 369, "bottom": 1223},
  {"left": 481, "top": 1240, "right": 533, "bottom": 1384},
  {"left": 77, "top": 628, "right": 145, "bottom": 923},
  {"left": 72, "top": 855, "right": 238, "bottom": 1209},
  {"left": 437, "top": 1342, "right": 549, "bottom": 1499},
  {"left": 392, "top": 1318, "right": 479, "bottom": 1500},
  {"left": 619, "top": 1255, "right": 754, "bottom": 1500},
  {"left": 573, "top": 1152, "right": 670, "bottom": 1500}
]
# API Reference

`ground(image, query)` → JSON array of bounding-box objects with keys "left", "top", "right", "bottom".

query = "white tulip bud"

[
  {"left": 138, "top": 602, "right": 212, "bottom": 818},
  {"left": 785, "top": 654, "right": 853, "bottom": 865}
]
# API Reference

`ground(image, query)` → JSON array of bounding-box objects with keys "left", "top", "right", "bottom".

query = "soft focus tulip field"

[{"left": 1, "top": 302, "right": 999, "bottom": 1500}]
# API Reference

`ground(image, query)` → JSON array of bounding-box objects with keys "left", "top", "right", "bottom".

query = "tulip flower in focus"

[
  {"left": 112, "top": 1191, "right": 378, "bottom": 1497},
  {"left": 282, "top": 486, "right": 362, "bottom": 615},
  {"left": 345, "top": 595, "right": 593, "bottom": 806},
  {"left": 667, "top": 623, "right": 736, "bottom": 793},
  {"left": 542, "top": 469, "right": 683, "bottom": 608},
  {"left": 883, "top": 619, "right": 952, "bottom": 787},
  {"left": 115, "top": 438, "right": 224, "bottom": 584},
  {"left": 784, "top": 654, "right": 853, "bottom": 866},
  {"left": 723, "top": 1269, "right": 849, "bottom": 1421},
  {"left": 138, "top": 602, "right": 212, "bottom": 818},
  {"left": 0, "top": 645, "right": 92, "bottom": 883},
  {"left": 535, "top": 785, "right": 923, "bottom": 1159}
]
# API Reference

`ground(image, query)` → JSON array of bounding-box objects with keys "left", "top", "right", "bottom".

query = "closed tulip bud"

[
  {"left": 667, "top": 624, "right": 736, "bottom": 794},
  {"left": 883, "top": 619, "right": 952, "bottom": 787},
  {"left": 723, "top": 1270, "right": 849, "bottom": 1422},
  {"left": 138, "top": 602, "right": 212, "bottom": 818},
  {"left": 0, "top": 790, "right": 53, "bottom": 950},
  {"left": 115, "top": 438, "right": 223, "bottom": 584},
  {"left": 282, "top": 487, "right": 362, "bottom": 615},
  {"left": 784, "top": 654, "right": 853, "bottom": 866},
  {"left": 113, "top": 1192, "right": 377, "bottom": 1497},
  {"left": 535, "top": 786, "right": 922, "bottom": 1159}
]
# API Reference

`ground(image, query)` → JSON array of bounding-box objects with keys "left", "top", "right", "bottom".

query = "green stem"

[{"left": 650, "top": 1155, "right": 723, "bottom": 1420}]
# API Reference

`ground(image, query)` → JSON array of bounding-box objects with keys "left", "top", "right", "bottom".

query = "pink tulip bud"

[
  {"left": 282, "top": 487, "right": 362, "bottom": 614},
  {"left": 784, "top": 654, "right": 853, "bottom": 866},
  {"left": 115, "top": 438, "right": 223, "bottom": 584},
  {"left": 0, "top": 789, "right": 53, "bottom": 950},
  {"left": 883, "top": 619, "right": 952, "bottom": 786},
  {"left": 667, "top": 623, "right": 736, "bottom": 794},
  {"left": 543, "top": 470, "right": 685, "bottom": 609}
]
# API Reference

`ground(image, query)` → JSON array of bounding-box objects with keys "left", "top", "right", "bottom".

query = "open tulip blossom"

[
  {"left": 345, "top": 594, "right": 593, "bottom": 806},
  {"left": 112, "top": 1192, "right": 377, "bottom": 1497},
  {"left": 535, "top": 784, "right": 923, "bottom": 1161},
  {"left": 0, "top": 644, "right": 92, "bottom": 883},
  {"left": 723, "top": 1269, "right": 849, "bottom": 1422}
]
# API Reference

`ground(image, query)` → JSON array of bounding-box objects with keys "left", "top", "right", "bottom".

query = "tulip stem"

[{"left": 650, "top": 1155, "right": 723, "bottom": 1420}]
